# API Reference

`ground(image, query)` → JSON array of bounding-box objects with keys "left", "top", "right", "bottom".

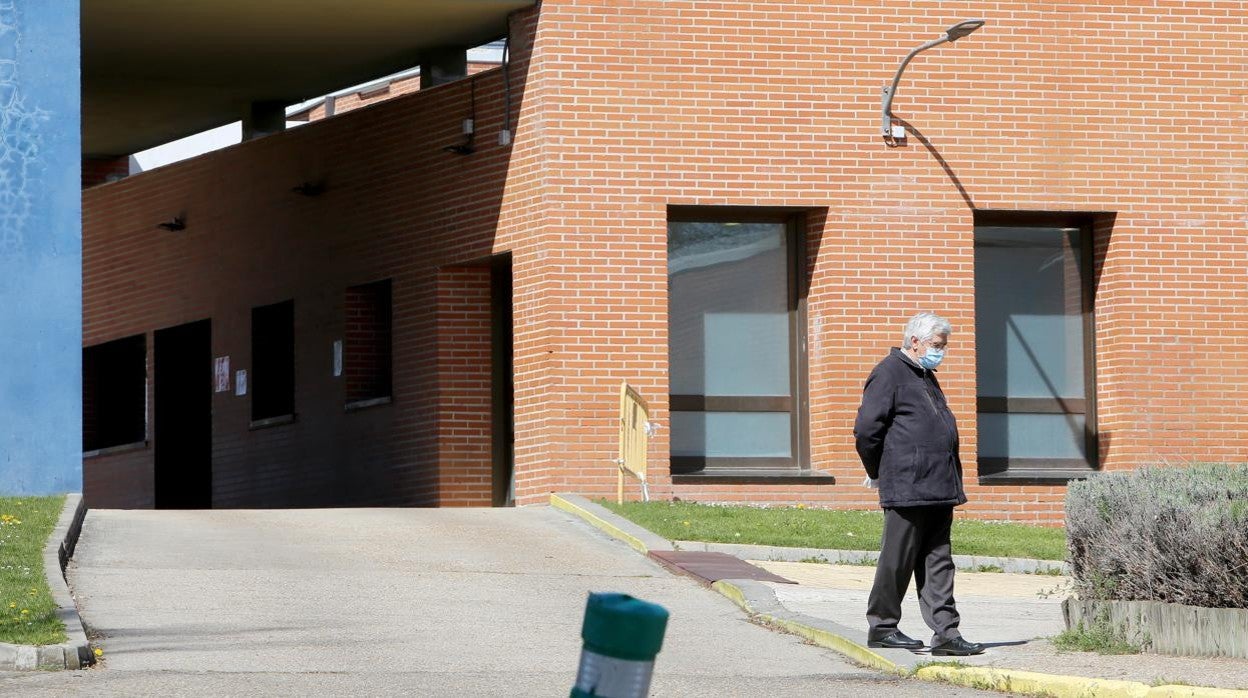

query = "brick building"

[{"left": 81, "top": 1, "right": 1248, "bottom": 523}]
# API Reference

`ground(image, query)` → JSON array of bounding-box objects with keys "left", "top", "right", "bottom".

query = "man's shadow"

[{"left": 910, "top": 639, "right": 1030, "bottom": 654}]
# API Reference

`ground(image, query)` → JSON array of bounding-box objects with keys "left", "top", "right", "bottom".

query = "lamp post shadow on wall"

[{"left": 892, "top": 117, "right": 976, "bottom": 211}]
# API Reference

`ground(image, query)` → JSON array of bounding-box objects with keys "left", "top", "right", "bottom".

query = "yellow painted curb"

[
  {"left": 711, "top": 580, "right": 750, "bottom": 611},
  {"left": 711, "top": 580, "right": 904, "bottom": 676},
  {"left": 916, "top": 665, "right": 1248, "bottom": 698},
  {"left": 917, "top": 665, "right": 1147, "bottom": 697},
  {"left": 765, "top": 615, "right": 905, "bottom": 675},
  {"left": 550, "top": 493, "right": 650, "bottom": 555}
]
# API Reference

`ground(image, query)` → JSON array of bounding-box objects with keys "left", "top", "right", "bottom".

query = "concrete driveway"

[{"left": 0, "top": 507, "right": 1001, "bottom": 696}]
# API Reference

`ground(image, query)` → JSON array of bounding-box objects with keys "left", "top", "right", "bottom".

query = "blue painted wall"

[{"left": 0, "top": 0, "right": 81, "bottom": 494}]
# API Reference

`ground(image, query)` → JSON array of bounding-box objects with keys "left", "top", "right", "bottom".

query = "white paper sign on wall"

[
  {"left": 235, "top": 369, "right": 247, "bottom": 396},
  {"left": 214, "top": 356, "right": 230, "bottom": 393},
  {"left": 333, "top": 340, "right": 343, "bottom": 377}
]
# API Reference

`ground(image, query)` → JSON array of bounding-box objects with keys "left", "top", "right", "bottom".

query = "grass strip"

[
  {"left": 0, "top": 495, "right": 68, "bottom": 645},
  {"left": 599, "top": 500, "right": 1067, "bottom": 561}
]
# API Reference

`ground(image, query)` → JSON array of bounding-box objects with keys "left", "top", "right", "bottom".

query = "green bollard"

[{"left": 570, "top": 592, "right": 669, "bottom": 698}]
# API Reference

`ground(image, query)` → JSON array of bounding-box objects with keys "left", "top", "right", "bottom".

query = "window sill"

[
  {"left": 249, "top": 414, "right": 296, "bottom": 430},
  {"left": 345, "top": 396, "right": 392, "bottom": 412},
  {"left": 83, "top": 441, "right": 148, "bottom": 459},
  {"left": 978, "top": 467, "right": 1097, "bottom": 485},
  {"left": 672, "top": 468, "right": 836, "bottom": 486}
]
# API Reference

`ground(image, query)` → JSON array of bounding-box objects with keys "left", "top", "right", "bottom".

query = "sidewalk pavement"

[
  {"left": 552, "top": 494, "right": 1248, "bottom": 697},
  {"left": 9, "top": 504, "right": 1005, "bottom": 696}
]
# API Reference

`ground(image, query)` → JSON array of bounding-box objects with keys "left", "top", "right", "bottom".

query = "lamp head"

[{"left": 945, "top": 19, "right": 985, "bottom": 42}]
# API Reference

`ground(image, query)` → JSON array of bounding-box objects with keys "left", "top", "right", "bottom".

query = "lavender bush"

[{"left": 1065, "top": 463, "right": 1248, "bottom": 609}]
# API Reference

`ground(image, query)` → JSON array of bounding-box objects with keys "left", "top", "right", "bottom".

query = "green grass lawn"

[
  {"left": 599, "top": 500, "right": 1067, "bottom": 561},
  {"left": 0, "top": 495, "right": 68, "bottom": 645}
]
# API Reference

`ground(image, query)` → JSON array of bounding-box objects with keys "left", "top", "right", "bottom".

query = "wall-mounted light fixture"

[
  {"left": 292, "top": 181, "right": 325, "bottom": 197},
  {"left": 156, "top": 216, "right": 186, "bottom": 232},
  {"left": 444, "top": 77, "right": 477, "bottom": 156},
  {"left": 882, "top": 19, "right": 985, "bottom": 145}
]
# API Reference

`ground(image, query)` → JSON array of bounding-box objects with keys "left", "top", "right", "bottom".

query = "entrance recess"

[
  {"left": 154, "top": 319, "right": 212, "bottom": 509},
  {"left": 491, "top": 256, "right": 515, "bottom": 506}
]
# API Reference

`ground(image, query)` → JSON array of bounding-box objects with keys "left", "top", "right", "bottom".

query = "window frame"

[
  {"left": 83, "top": 333, "right": 148, "bottom": 454},
  {"left": 666, "top": 207, "right": 811, "bottom": 477},
  {"left": 973, "top": 211, "right": 1099, "bottom": 484}
]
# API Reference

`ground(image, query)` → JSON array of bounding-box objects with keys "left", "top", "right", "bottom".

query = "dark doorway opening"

[
  {"left": 154, "top": 319, "right": 212, "bottom": 509},
  {"left": 491, "top": 256, "right": 515, "bottom": 507}
]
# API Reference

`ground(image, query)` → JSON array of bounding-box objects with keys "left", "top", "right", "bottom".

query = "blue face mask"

[{"left": 919, "top": 347, "right": 944, "bottom": 370}]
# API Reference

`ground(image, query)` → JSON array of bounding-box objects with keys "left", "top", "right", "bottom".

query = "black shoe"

[
  {"left": 930, "top": 637, "right": 985, "bottom": 656},
  {"left": 867, "top": 631, "right": 924, "bottom": 650}
]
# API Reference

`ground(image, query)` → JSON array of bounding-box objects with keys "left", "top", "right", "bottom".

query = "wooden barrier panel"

[{"left": 617, "top": 382, "right": 651, "bottom": 504}]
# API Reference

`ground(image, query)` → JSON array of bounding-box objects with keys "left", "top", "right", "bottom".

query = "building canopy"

[{"left": 81, "top": 0, "right": 533, "bottom": 157}]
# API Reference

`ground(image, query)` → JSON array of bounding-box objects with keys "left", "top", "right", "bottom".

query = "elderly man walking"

[{"left": 853, "top": 312, "right": 983, "bottom": 656}]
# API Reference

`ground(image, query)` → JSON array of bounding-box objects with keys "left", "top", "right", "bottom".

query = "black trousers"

[{"left": 866, "top": 505, "right": 962, "bottom": 645}]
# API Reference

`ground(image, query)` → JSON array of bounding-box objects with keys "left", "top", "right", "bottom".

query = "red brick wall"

[
  {"left": 436, "top": 267, "right": 494, "bottom": 506},
  {"left": 82, "top": 10, "right": 541, "bottom": 509},
  {"left": 83, "top": 2, "right": 1248, "bottom": 522},
  {"left": 517, "top": 0, "right": 1248, "bottom": 523}
]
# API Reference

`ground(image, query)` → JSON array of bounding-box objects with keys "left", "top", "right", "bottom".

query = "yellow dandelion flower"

[
  {"left": 20, "top": 609, "right": 29, "bottom": 615},
  {"left": 682, "top": 520, "right": 690, "bottom": 526},
  {"left": 796, "top": 503, "right": 806, "bottom": 509},
  {"left": 7, "top": 602, "right": 14, "bottom": 609}
]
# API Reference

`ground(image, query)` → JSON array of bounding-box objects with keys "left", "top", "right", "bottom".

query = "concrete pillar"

[
  {"left": 242, "top": 100, "right": 286, "bottom": 140},
  {"left": 0, "top": 0, "right": 82, "bottom": 494},
  {"left": 420, "top": 46, "right": 468, "bottom": 89}
]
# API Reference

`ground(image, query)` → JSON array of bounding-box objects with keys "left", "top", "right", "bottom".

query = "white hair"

[{"left": 902, "top": 312, "right": 952, "bottom": 346}]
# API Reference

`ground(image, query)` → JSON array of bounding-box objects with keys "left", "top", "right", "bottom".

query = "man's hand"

[{"left": 863, "top": 476, "right": 879, "bottom": 489}]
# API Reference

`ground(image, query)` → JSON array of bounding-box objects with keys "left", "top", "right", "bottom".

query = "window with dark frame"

[
  {"left": 973, "top": 214, "right": 1098, "bottom": 481},
  {"left": 345, "top": 279, "right": 393, "bottom": 404},
  {"left": 667, "top": 211, "right": 808, "bottom": 475},
  {"left": 83, "top": 334, "right": 146, "bottom": 452},
  {"left": 251, "top": 300, "right": 295, "bottom": 422}
]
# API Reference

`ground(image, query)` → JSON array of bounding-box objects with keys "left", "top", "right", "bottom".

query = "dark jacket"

[{"left": 854, "top": 348, "right": 967, "bottom": 508}]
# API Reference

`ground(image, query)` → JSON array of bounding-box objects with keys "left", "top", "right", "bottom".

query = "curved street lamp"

[{"left": 882, "top": 19, "right": 986, "bottom": 143}]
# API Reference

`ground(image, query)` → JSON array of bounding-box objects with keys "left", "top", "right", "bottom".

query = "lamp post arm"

[{"left": 881, "top": 35, "right": 950, "bottom": 136}]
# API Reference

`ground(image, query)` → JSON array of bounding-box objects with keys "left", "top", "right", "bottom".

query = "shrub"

[{"left": 1064, "top": 463, "right": 1248, "bottom": 609}]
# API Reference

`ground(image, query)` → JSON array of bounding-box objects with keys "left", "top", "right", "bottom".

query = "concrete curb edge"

[
  {"left": 677, "top": 540, "right": 1068, "bottom": 576},
  {"left": 551, "top": 492, "right": 1247, "bottom": 697},
  {"left": 915, "top": 664, "right": 1248, "bottom": 697},
  {"left": 712, "top": 578, "right": 907, "bottom": 675},
  {"left": 0, "top": 493, "right": 93, "bottom": 671},
  {"left": 550, "top": 493, "right": 673, "bottom": 555}
]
